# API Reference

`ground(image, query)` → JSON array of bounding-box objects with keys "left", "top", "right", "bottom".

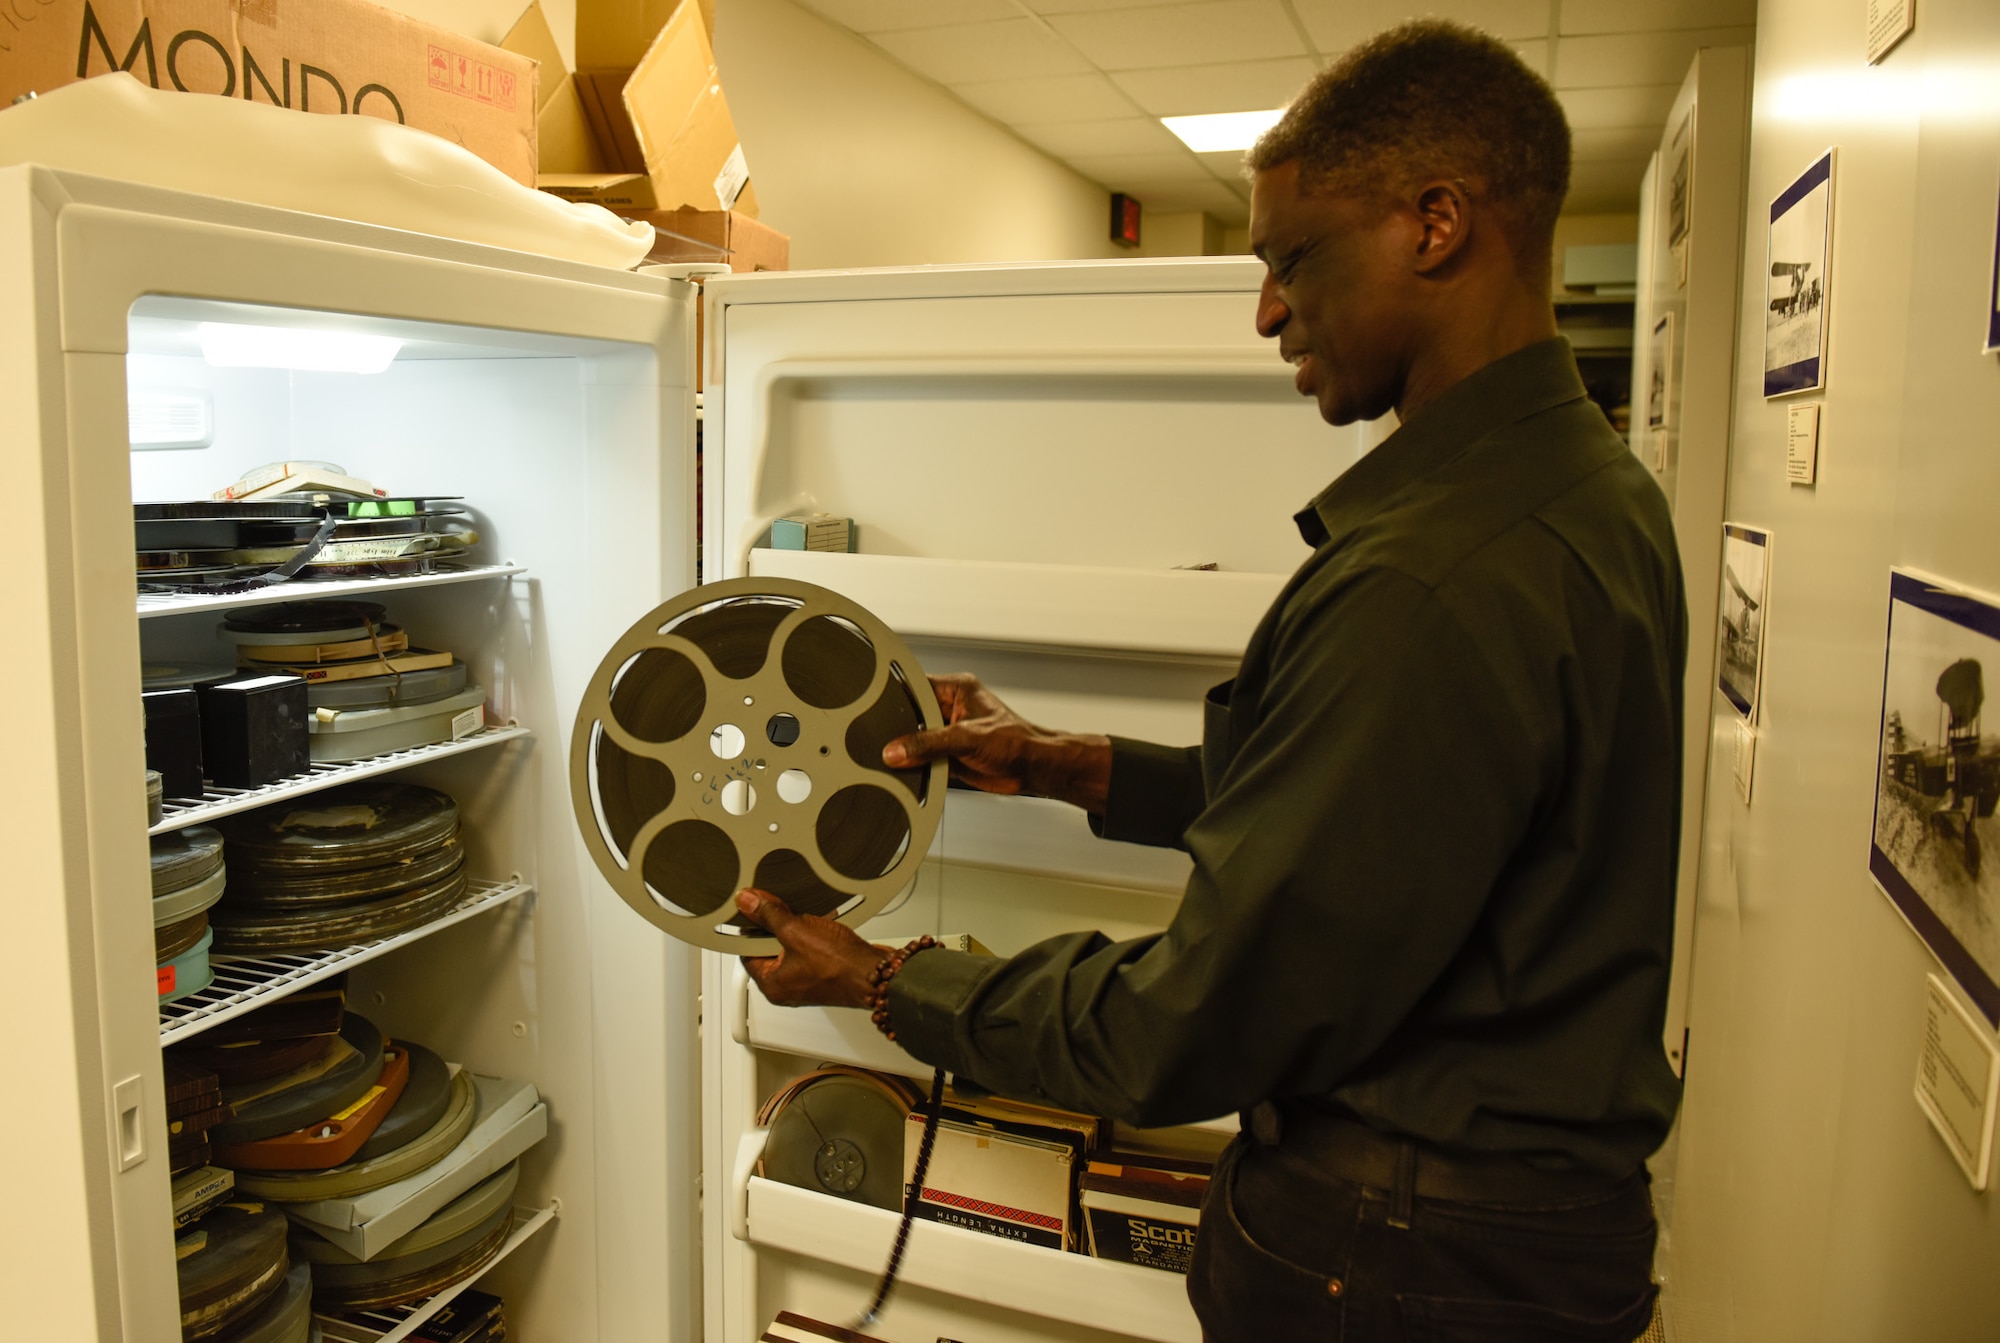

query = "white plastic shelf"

[
  {"left": 136, "top": 561, "right": 527, "bottom": 620},
  {"left": 158, "top": 876, "right": 533, "bottom": 1046},
  {"left": 150, "top": 726, "right": 532, "bottom": 836},
  {"left": 745, "top": 1177, "right": 1199, "bottom": 1343},
  {"left": 314, "top": 1203, "right": 556, "bottom": 1343},
  {"left": 746, "top": 549, "right": 1284, "bottom": 659}
]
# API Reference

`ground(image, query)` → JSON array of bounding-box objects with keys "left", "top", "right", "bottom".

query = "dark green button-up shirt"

[{"left": 890, "top": 338, "right": 1687, "bottom": 1175}]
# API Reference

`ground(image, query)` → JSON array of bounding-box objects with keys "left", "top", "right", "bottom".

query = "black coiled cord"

[{"left": 858, "top": 1066, "right": 948, "bottom": 1327}]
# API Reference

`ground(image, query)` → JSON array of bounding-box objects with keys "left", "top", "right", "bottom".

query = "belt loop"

[{"left": 1388, "top": 1138, "right": 1416, "bottom": 1230}]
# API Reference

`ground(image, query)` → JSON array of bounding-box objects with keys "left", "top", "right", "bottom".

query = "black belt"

[{"left": 1241, "top": 1100, "right": 1638, "bottom": 1229}]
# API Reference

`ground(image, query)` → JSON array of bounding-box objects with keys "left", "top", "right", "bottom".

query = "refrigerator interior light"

[
  {"left": 1161, "top": 108, "right": 1285, "bottom": 153},
  {"left": 196, "top": 321, "right": 403, "bottom": 373}
]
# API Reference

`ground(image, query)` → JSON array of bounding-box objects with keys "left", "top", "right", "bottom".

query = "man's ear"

[{"left": 1410, "top": 180, "right": 1471, "bottom": 275}]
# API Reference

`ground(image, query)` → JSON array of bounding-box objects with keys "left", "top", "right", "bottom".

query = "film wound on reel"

[
  {"left": 570, "top": 577, "right": 949, "bottom": 954},
  {"left": 757, "top": 1067, "right": 924, "bottom": 1213}
]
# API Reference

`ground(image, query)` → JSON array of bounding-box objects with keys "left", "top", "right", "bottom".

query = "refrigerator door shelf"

[
  {"left": 744, "top": 1176, "right": 1200, "bottom": 1343},
  {"left": 747, "top": 548, "right": 1287, "bottom": 660}
]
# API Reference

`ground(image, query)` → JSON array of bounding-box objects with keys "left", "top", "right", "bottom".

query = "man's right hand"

[{"left": 882, "top": 673, "right": 1112, "bottom": 814}]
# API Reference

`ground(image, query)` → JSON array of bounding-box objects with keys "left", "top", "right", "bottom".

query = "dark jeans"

[{"left": 1187, "top": 1128, "right": 1658, "bottom": 1342}]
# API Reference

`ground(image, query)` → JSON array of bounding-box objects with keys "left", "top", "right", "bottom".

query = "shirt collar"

[{"left": 1293, "top": 337, "right": 1591, "bottom": 547}]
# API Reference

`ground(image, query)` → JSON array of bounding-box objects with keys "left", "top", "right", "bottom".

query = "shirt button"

[{"left": 1327, "top": 1279, "right": 1344, "bottom": 1298}]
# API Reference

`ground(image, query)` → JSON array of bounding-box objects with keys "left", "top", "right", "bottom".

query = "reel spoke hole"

[
  {"left": 767, "top": 712, "right": 801, "bottom": 747},
  {"left": 720, "top": 779, "right": 758, "bottom": 816},
  {"left": 710, "top": 723, "right": 747, "bottom": 759},
  {"left": 609, "top": 649, "right": 705, "bottom": 743},
  {"left": 776, "top": 769, "right": 813, "bottom": 804}
]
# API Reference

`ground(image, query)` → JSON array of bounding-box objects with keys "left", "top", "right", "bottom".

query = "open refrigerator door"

[{"left": 698, "top": 259, "right": 1380, "bottom": 1342}]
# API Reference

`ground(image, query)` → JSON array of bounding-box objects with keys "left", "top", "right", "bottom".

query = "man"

[{"left": 737, "top": 20, "right": 1685, "bottom": 1341}]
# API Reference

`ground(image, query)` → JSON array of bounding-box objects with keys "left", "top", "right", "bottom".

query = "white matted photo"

[
  {"left": 1719, "top": 524, "right": 1771, "bottom": 718},
  {"left": 1647, "top": 311, "right": 1674, "bottom": 431},
  {"left": 1764, "top": 150, "right": 1834, "bottom": 397},
  {"left": 1871, "top": 571, "right": 2000, "bottom": 1024}
]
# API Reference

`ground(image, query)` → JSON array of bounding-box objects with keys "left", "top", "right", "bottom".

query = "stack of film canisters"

[
  {"left": 136, "top": 496, "right": 473, "bottom": 591},
  {"left": 164, "top": 1055, "right": 232, "bottom": 1179},
  {"left": 294, "top": 1161, "right": 521, "bottom": 1313},
  {"left": 176, "top": 1202, "right": 299, "bottom": 1341},
  {"left": 153, "top": 825, "right": 225, "bottom": 1005},
  {"left": 218, "top": 601, "right": 481, "bottom": 764},
  {"left": 136, "top": 500, "right": 324, "bottom": 592},
  {"left": 400, "top": 1287, "right": 505, "bottom": 1342},
  {"left": 211, "top": 782, "right": 467, "bottom": 954},
  {"left": 218, "top": 497, "right": 473, "bottom": 582},
  {"left": 144, "top": 662, "right": 312, "bottom": 794},
  {"left": 180, "top": 978, "right": 528, "bottom": 1315}
]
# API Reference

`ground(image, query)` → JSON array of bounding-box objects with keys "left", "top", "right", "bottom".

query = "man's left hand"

[{"left": 735, "top": 888, "right": 883, "bottom": 1009}]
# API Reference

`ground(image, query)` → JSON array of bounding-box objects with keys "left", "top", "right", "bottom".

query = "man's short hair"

[{"left": 1248, "top": 20, "right": 1571, "bottom": 273}]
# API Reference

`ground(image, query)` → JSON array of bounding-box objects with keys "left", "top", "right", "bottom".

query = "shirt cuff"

[
  {"left": 885, "top": 948, "right": 1001, "bottom": 1075},
  {"left": 1092, "top": 737, "right": 1203, "bottom": 849}
]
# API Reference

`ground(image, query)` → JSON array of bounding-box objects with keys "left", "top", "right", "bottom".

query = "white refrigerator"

[{"left": 1, "top": 162, "right": 1366, "bottom": 1342}]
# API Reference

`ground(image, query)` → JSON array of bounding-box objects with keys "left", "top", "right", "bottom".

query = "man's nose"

[{"left": 1255, "top": 277, "right": 1289, "bottom": 339}]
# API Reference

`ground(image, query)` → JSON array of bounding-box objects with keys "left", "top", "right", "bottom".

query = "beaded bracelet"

[{"left": 866, "top": 936, "right": 940, "bottom": 1042}]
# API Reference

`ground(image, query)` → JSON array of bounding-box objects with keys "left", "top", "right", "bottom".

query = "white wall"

[
  {"left": 712, "top": 0, "right": 1119, "bottom": 270},
  {"left": 1662, "top": 2, "right": 2000, "bottom": 1340}
]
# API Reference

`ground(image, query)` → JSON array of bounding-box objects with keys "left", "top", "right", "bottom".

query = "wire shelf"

[
  {"left": 150, "top": 726, "right": 532, "bottom": 836},
  {"left": 136, "top": 562, "right": 527, "bottom": 620},
  {"left": 158, "top": 877, "right": 534, "bottom": 1046},
  {"left": 314, "top": 1204, "right": 557, "bottom": 1343}
]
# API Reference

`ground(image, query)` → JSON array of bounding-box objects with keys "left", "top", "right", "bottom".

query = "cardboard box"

[
  {"left": 628, "top": 206, "right": 788, "bottom": 272},
  {"left": 902, "top": 1092, "right": 1098, "bottom": 1252},
  {"left": 1079, "top": 1154, "right": 1210, "bottom": 1275},
  {"left": 905, "top": 1113, "right": 1079, "bottom": 1251},
  {"left": 0, "top": 0, "right": 538, "bottom": 185},
  {"left": 507, "top": 0, "right": 757, "bottom": 215}
]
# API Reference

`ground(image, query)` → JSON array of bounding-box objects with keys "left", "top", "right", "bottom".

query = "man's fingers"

[
  {"left": 734, "top": 887, "right": 797, "bottom": 939},
  {"left": 883, "top": 724, "right": 970, "bottom": 768}
]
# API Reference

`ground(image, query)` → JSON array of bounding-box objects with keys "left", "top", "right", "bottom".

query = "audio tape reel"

[{"left": 571, "top": 577, "right": 948, "bottom": 954}]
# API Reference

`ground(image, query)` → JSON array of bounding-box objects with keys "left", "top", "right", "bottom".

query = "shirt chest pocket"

[{"left": 1201, "top": 678, "right": 1236, "bottom": 797}]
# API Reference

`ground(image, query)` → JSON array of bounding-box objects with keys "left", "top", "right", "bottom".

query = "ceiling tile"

[
  {"left": 1109, "top": 56, "right": 1318, "bottom": 115},
  {"left": 793, "top": 0, "right": 1019, "bottom": 33},
  {"left": 1572, "top": 125, "right": 1663, "bottom": 162},
  {"left": 1558, "top": 83, "right": 1682, "bottom": 130},
  {"left": 1015, "top": 117, "right": 1189, "bottom": 156},
  {"left": 1068, "top": 151, "right": 1215, "bottom": 185},
  {"left": 952, "top": 71, "right": 1141, "bottom": 122},
  {"left": 1553, "top": 26, "right": 1754, "bottom": 88},
  {"left": 1560, "top": 0, "right": 1755, "bottom": 35},
  {"left": 1047, "top": 1, "right": 1308, "bottom": 71},
  {"left": 1511, "top": 38, "right": 1547, "bottom": 77},
  {"left": 872, "top": 18, "right": 1096, "bottom": 84},
  {"left": 1292, "top": 0, "right": 1552, "bottom": 53},
  {"left": 1198, "top": 149, "right": 1251, "bottom": 178},
  {"left": 1564, "top": 158, "right": 1649, "bottom": 213}
]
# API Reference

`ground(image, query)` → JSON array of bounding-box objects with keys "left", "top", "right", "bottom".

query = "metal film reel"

[{"left": 571, "top": 577, "right": 947, "bottom": 954}]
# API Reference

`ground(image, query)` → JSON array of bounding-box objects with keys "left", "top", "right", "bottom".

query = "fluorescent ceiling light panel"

[
  {"left": 1161, "top": 108, "right": 1284, "bottom": 153},
  {"left": 197, "top": 322, "right": 403, "bottom": 374}
]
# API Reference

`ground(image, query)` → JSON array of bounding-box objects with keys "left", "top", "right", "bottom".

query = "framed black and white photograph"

[
  {"left": 1667, "top": 110, "right": 1693, "bottom": 247},
  {"left": 1985, "top": 172, "right": 2000, "bottom": 355},
  {"left": 1719, "top": 524, "right": 1771, "bottom": 719},
  {"left": 1764, "top": 150, "right": 1834, "bottom": 397},
  {"left": 1871, "top": 571, "right": 2000, "bottom": 1023},
  {"left": 1647, "top": 311, "right": 1674, "bottom": 431}
]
